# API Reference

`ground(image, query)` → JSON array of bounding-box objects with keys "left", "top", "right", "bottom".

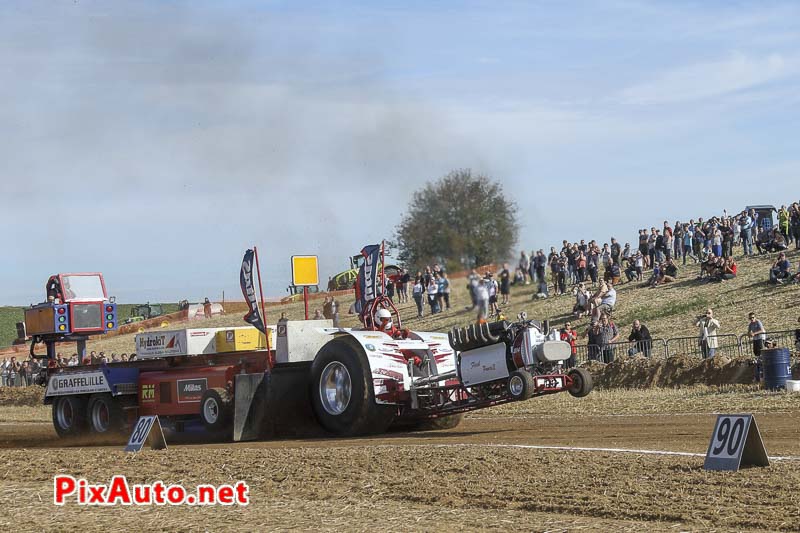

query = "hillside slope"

[{"left": 73, "top": 249, "right": 799, "bottom": 357}]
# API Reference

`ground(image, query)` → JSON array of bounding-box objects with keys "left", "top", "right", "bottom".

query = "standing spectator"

[
  {"left": 534, "top": 250, "right": 547, "bottom": 286},
  {"left": 586, "top": 245, "right": 599, "bottom": 286},
  {"left": 739, "top": 211, "right": 753, "bottom": 256},
  {"left": 692, "top": 221, "right": 705, "bottom": 260},
  {"left": 647, "top": 228, "right": 657, "bottom": 268},
  {"left": 427, "top": 275, "right": 440, "bottom": 314},
  {"left": 499, "top": 264, "right": 511, "bottom": 306},
  {"left": 560, "top": 322, "right": 578, "bottom": 368},
  {"left": 412, "top": 278, "right": 424, "bottom": 318},
  {"left": 0, "top": 358, "right": 8, "bottom": 386},
  {"left": 438, "top": 272, "right": 451, "bottom": 311},
  {"left": 486, "top": 273, "right": 500, "bottom": 316},
  {"left": 627, "top": 320, "right": 652, "bottom": 357},
  {"left": 385, "top": 278, "right": 395, "bottom": 302},
  {"left": 673, "top": 221, "right": 683, "bottom": 261},
  {"left": 682, "top": 224, "right": 696, "bottom": 264},
  {"left": 555, "top": 254, "right": 567, "bottom": 295},
  {"left": 475, "top": 276, "right": 490, "bottom": 320},
  {"left": 322, "top": 296, "right": 334, "bottom": 319},
  {"left": 663, "top": 222, "right": 673, "bottom": 261},
  {"left": 576, "top": 250, "right": 587, "bottom": 283},
  {"left": 466, "top": 269, "right": 480, "bottom": 310},
  {"left": 720, "top": 219, "right": 733, "bottom": 258},
  {"left": 747, "top": 313, "right": 767, "bottom": 357},
  {"left": 610, "top": 238, "right": 621, "bottom": 268},
  {"left": 711, "top": 224, "right": 723, "bottom": 258},
  {"left": 598, "top": 314, "right": 620, "bottom": 364},
  {"left": 586, "top": 320, "right": 602, "bottom": 362},
  {"left": 519, "top": 251, "right": 530, "bottom": 285},
  {"left": 638, "top": 229, "right": 649, "bottom": 269},
  {"left": 203, "top": 297, "right": 212, "bottom": 318},
  {"left": 7, "top": 357, "right": 18, "bottom": 386},
  {"left": 791, "top": 202, "right": 800, "bottom": 249},
  {"left": 397, "top": 269, "right": 409, "bottom": 303},
  {"left": 696, "top": 309, "right": 721, "bottom": 359}
]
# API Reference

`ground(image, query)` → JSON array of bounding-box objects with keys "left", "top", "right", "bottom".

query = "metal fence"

[
  {"left": 573, "top": 330, "right": 800, "bottom": 365},
  {"left": 574, "top": 338, "right": 668, "bottom": 364},
  {"left": 739, "top": 330, "right": 800, "bottom": 358},
  {"left": 665, "top": 333, "right": 742, "bottom": 360}
]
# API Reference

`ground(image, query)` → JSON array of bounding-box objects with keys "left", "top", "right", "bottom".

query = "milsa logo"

[{"left": 177, "top": 378, "right": 207, "bottom": 403}]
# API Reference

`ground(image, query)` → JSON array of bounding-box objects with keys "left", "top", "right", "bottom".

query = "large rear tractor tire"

[
  {"left": 311, "top": 339, "right": 395, "bottom": 436},
  {"left": 568, "top": 368, "right": 593, "bottom": 398},
  {"left": 52, "top": 396, "right": 88, "bottom": 438},
  {"left": 87, "top": 394, "right": 125, "bottom": 434},
  {"left": 200, "top": 388, "right": 233, "bottom": 433}
]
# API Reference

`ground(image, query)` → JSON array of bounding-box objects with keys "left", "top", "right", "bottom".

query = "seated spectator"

[
  {"left": 592, "top": 280, "right": 616, "bottom": 319},
  {"left": 766, "top": 229, "right": 789, "bottom": 253},
  {"left": 651, "top": 259, "right": 678, "bottom": 287},
  {"left": 603, "top": 259, "right": 621, "bottom": 285},
  {"left": 714, "top": 257, "right": 737, "bottom": 281},
  {"left": 647, "top": 262, "right": 661, "bottom": 287},
  {"left": 770, "top": 252, "right": 792, "bottom": 284},
  {"left": 753, "top": 227, "right": 772, "bottom": 255},
  {"left": 700, "top": 253, "right": 723, "bottom": 279},
  {"left": 572, "top": 283, "right": 591, "bottom": 318}
]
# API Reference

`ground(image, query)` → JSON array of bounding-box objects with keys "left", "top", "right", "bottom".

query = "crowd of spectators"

[{"left": 1, "top": 350, "right": 136, "bottom": 387}]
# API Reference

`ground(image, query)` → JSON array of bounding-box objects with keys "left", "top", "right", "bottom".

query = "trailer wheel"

[
  {"left": 52, "top": 396, "right": 88, "bottom": 437},
  {"left": 87, "top": 394, "right": 124, "bottom": 434},
  {"left": 200, "top": 388, "right": 232, "bottom": 433},
  {"left": 507, "top": 370, "right": 535, "bottom": 401},
  {"left": 568, "top": 368, "right": 593, "bottom": 398},
  {"left": 311, "top": 339, "right": 394, "bottom": 436}
]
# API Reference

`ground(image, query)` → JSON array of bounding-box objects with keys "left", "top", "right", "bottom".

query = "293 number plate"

[{"left": 534, "top": 376, "right": 564, "bottom": 390}]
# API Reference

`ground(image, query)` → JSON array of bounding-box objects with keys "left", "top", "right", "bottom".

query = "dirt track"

[{"left": 2, "top": 395, "right": 800, "bottom": 532}]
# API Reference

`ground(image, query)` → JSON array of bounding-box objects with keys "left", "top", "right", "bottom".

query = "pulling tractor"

[{"left": 29, "top": 270, "right": 591, "bottom": 442}]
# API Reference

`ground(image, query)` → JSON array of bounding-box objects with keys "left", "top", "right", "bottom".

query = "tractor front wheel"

[{"left": 568, "top": 368, "right": 593, "bottom": 398}]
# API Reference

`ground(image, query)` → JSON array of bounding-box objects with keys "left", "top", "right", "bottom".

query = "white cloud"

[{"left": 621, "top": 53, "right": 798, "bottom": 105}]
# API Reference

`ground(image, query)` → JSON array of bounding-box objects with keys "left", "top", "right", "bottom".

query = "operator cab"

[{"left": 27, "top": 273, "right": 117, "bottom": 340}]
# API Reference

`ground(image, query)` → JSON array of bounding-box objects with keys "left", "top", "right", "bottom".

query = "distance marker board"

[
  {"left": 291, "top": 255, "right": 319, "bottom": 286},
  {"left": 703, "top": 414, "right": 769, "bottom": 471},
  {"left": 124, "top": 415, "right": 167, "bottom": 452}
]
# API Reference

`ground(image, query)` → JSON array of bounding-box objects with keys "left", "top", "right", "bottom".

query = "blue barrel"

[{"left": 762, "top": 347, "right": 791, "bottom": 390}]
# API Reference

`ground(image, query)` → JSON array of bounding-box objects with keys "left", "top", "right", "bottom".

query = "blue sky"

[{"left": 1, "top": 1, "right": 799, "bottom": 304}]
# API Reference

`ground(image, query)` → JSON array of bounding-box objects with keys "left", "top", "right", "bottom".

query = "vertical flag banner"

[
  {"left": 240, "top": 249, "right": 266, "bottom": 334},
  {"left": 356, "top": 244, "right": 381, "bottom": 313}
]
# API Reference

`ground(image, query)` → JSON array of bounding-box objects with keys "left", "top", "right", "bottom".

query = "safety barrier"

[
  {"left": 574, "top": 338, "right": 668, "bottom": 364},
  {"left": 739, "top": 330, "right": 799, "bottom": 358},
  {"left": 665, "top": 334, "right": 742, "bottom": 359}
]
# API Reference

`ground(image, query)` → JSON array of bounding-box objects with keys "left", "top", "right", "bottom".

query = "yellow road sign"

[{"left": 291, "top": 255, "right": 319, "bottom": 286}]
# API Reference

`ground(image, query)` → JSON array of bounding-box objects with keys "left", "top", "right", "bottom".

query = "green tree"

[{"left": 395, "top": 169, "right": 519, "bottom": 269}]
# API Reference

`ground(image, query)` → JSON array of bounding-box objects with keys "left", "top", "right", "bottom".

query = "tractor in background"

[{"left": 123, "top": 303, "right": 164, "bottom": 325}]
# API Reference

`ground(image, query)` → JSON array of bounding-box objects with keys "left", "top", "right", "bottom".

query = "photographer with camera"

[{"left": 696, "top": 309, "right": 721, "bottom": 359}]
